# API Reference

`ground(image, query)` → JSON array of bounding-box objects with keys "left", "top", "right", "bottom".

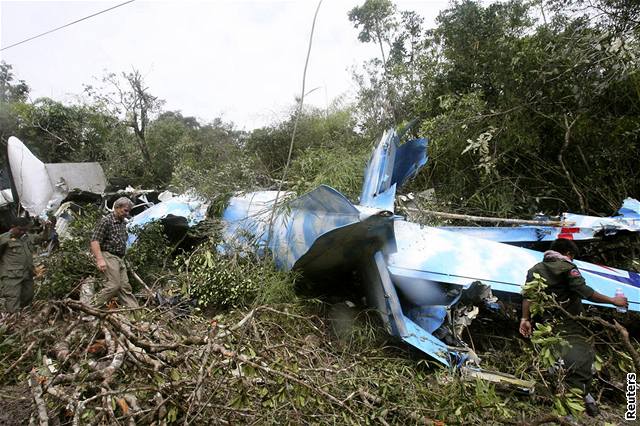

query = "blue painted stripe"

[{"left": 581, "top": 268, "right": 640, "bottom": 289}]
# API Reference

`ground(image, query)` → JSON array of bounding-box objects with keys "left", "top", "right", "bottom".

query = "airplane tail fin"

[{"left": 359, "top": 129, "right": 428, "bottom": 212}]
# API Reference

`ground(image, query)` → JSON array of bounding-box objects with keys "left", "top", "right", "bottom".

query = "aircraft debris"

[
  {"left": 221, "top": 129, "right": 640, "bottom": 376},
  {"left": 7, "top": 136, "right": 107, "bottom": 218}
]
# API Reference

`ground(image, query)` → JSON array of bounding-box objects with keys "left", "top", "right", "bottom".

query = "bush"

[
  {"left": 126, "top": 221, "right": 172, "bottom": 284},
  {"left": 175, "top": 242, "right": 297, "bottom": 309},
  {"left": 39, "top": 206, "right": 101, "bottom": 299}
]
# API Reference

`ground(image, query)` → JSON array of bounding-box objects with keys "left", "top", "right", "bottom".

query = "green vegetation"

[
  {"left": 38, "top": 206, "right": 101, "bottom": 299},
  {"left": 1, "top": 0, "right": 639, "bottom": 423},
  {"left": 175, "top": 243, "right": 297, "bottom": 309}
]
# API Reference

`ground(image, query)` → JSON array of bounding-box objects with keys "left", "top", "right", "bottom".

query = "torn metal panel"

[
  {"left": 127, "top": 193, "right": 209, "bottom": 246},
  {"left": 7, "top": 136, "right": 107, "bottom": 217},
  {"left": 359, "top": 129, "right": 427, "bottom": 212},
  {"left": 44, "top": 163, "right": 107, "bottom": 194},
  {"left": 562, "top": 197, "right": 640, "bottom": 236}
]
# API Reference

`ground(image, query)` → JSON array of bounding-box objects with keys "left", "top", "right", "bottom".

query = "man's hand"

[
  {"left": 612, "top": 295, "right": 629, "bottom": 309},
  {"left": 519, "top": 319, "right": 532, "bottom": 338},
  {"left": 96, "top": 257, "right": 107, "bottom": 273}
]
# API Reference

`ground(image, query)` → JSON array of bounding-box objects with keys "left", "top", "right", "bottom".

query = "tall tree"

[
  {"left": 352, "top": 0, "right": 640, "bottom": 215},
  {"left": 85, "top": 70, "right": 164, "bottom": 173},
  {"left": 349, "top": 0, "right": 401, "bottom": 127},
  {"left": 0, "top": 62, "right": 29, "bottom": 144}
]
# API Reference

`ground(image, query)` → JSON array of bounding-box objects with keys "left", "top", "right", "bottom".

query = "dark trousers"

[{"left": 558, "top": 321, "right": 594, "bottom": 395}]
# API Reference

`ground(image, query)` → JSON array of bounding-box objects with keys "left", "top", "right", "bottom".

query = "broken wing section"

[
  {"left": 439, "top": 197, "right": 640, "bottom": 243},
  {"left": 388, "top": 221, "right": 640, "bottom": 312},
  {"left": 359, "top": 129, "right": 427, "bottom": 212}
]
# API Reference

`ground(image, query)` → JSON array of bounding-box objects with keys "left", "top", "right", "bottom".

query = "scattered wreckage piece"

[
  {"left": 430, "top": 198, "right": 640, "bottom": 243},
  {"left": 126, "top": 192, "right": 209, "bottom": 246},
  {"left": 7, "top": 136, "right": 107, "bottom": 218},
  {"left": 221, "top": 129, "right": 639, "bottom": 382}
]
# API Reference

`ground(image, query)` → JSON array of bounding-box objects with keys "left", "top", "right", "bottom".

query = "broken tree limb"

[
  {"left": 29, "top": 370, "right": 49, "bottom": 426},
  {"left": 544, "top": 300, "right": 640, "bottom": 375},
  {"left": 401, "top": 207, "right": 573, "bottom": 226},
  {"left": 127, "top": 264, "right": 155, "bottom": 298},
  {"left": 60, "top": 300, "right": 207, "bottom": 352},
  {"left": 184, "top": 336, "right": 215, "bottom": 424},
  {"left": 5, "top": 341, "right": 36, "bottom": 376},
  {"left": 208, "top": 341, "right": 357, "bottom": 416}
]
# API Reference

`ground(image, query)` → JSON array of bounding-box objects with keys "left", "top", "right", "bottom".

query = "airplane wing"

[
  {"left": 389, "top": 221, "right": 640, "bottom": 312},
  {"left": 436, "top": 197, "right": 640, "bottom": 243}
]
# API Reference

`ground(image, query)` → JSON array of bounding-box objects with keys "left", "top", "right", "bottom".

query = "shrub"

[
  {"left": 39, "top": 206, "right": 101, "bottom": 299},
  {"left": 175, "top": 242, "right": 297, "bottom": 309}
]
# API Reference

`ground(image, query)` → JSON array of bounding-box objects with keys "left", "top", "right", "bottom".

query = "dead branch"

[
  {"left": 4, "top": 340, "right": 36, "bottom": 376},
  {"left": 545, "top": 299, "right": 640, "bottom": 374},
  {"left": 184, "top": 338, "right": 213, "bottom": 424},
  {"left": 101, "top": 329, "right": 126, "bottom": 387},
  {"left": 29, "top": 370, "right": 49, "bottom": 426},
  {"left": 60, "top": 300, "right": 207, "bottom": 352},
  {"left": 403, "top": 207, "right": 572, "bottom": 226},
  {"left": 208, "top": 341, "right": 357, "bottom": 416},
  {"left": 127, "top": 264, "right": 155, "bottom": 298},
  {"left": 572, "top": 314, "right": 640, "bottom": 374}
]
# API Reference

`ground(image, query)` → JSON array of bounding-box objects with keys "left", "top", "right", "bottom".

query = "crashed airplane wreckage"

[
  {"left": 4, "top": 136, "right": 209, "bottom": 241},
  {"left": 6, "top": 136, "right": 108, "bottom": 218},
  {"left": 221, "top": 129, "right": 640, "bottom": 382},
  {"left": 438, "top": 197, "right": 640, "bottom": 243}
]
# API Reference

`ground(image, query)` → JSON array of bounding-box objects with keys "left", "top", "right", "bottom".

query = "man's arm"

[
  {"left": 90, "top": 240, "right": 107, "bottom": 272},
  {"left": 567, "top": 266, "right": 628, "bottom": 309},
  {"left": 589, "top": 291, "right": 628, "bottom": 309},
  {"left": 519, "top": 299, "right": 532, "bottom": 337},
  {"left": 90, "top": 218, "right": 108, "bottom": 273}
]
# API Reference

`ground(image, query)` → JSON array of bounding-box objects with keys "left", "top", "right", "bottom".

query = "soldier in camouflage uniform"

[
  {"left": 90, "top": 197, "right": 138, "bottom": 308},
  {"left": 0, "top": 217, "right": 35, "bottom": 312},
  {"left": 519, "top": 238, "right": 628, "bottom": 416}
]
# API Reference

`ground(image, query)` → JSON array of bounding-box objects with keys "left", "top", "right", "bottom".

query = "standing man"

[
  {"left": 519, "top": 238, "right": 628, "bottom": 416},
  {"left": 90, "top": 197, "right": 138, "bottom": 308},
  {"left": 0, "top": 217, "right": 35, "bottom": 312}
]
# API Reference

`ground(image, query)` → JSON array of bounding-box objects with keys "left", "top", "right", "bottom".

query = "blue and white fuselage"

[{"left": 221, "top": 130, "right": 640, "bottom": 367}]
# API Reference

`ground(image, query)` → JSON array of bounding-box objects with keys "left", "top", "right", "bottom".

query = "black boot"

[{"left": 584, "top": 393, "right": 600, "bottom": 417}]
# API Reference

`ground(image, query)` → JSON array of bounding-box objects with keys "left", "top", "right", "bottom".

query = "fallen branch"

[
  {"left": 539, "top": 298, "right": 640, "bottom": 374},
  {"left": 60, "top": 300, "right": 207, "bottom": 352},
  {"left": 5, "top": 341, "right": 36, "bottom": 376},
  {"left": 29, "top": 370, "right": 49, "bottom": 426},
  {"left": 209, "top": 341, "right": 356, "bottom": 416},
  {"left": 127, "top": 265, "right": 155, "bottom": 298},
  {"left": 403, "top": 207, "right": 572, "bottom": 227}
]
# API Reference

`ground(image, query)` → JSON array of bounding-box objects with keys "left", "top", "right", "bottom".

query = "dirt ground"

[{"left": 0, "top": 383, "right": 34, "bottom": 426}]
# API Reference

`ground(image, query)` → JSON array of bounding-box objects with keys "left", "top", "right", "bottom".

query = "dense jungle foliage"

[
  {"left": 2, "top": 0, "right": 640, "bottom": 424},
  {"left": 2, "top": 0, "right": 638, "bottom": 218}
]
